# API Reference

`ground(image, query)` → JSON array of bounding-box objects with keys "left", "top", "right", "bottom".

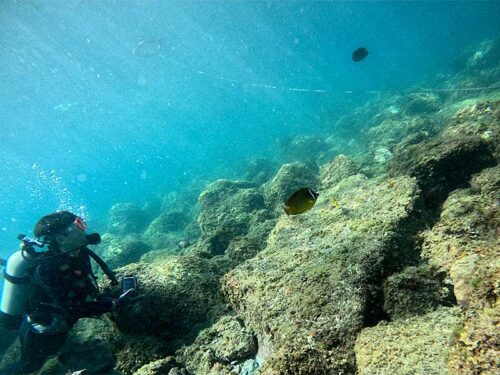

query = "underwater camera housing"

[{"left": 121, "top": 276, "right": 137, "bottom": 294}]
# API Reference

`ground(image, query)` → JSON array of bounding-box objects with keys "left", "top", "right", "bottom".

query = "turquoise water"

[{"left": 1, "top": 0, "right": 499, "bottom": 256}]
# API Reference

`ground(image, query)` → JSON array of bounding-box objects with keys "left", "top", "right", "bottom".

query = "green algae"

[{"left": 355, "top": 307, "right": 462, "bottom": 375}]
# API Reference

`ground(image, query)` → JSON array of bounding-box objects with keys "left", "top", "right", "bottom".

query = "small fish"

[
  {"left": 352, "top": 47, "right": 369, "bottom": 62},
  {"left": 330, "top": 197, "right": 340, "bottom": 209},
  {"left": 69, "top": 370, "right": 86, "bottom": 375},
  {"left": 284, "top": 188, "right": 319, "bottom": 215}
]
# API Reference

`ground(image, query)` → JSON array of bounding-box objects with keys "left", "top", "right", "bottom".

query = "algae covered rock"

[
  {"left": 383, "top": 265, "right": 455, "bottom": 320},
  {"left": 366, "top": 116, "right": 436, "bottom": 151},
  {"left": 402, "top": 92, "right": 442, "bottom": 115},
  {"left": 242, "top": 158, "right": 277, "bottom": 185},
  {"left": 140, "top": 247, "right": 179, "bottom": 263},
  {"left": 107, "top": 203, "right": 149, "bottom": 235},
  {"left": 176, "top": 315, "right": 257, "bottom": 375},
  {"left": 420, "top": 165, "right": 499, "bottom": 374},
  {"left": 133, "top": 356, "right": 179, "bottom": 375},
  {"left": 390, "top": 124, "right": 496, "bottom": 207},
  {"left": 355, "top": 307, "right": 462, "bottom": 375},
  {"left": 421, "top": 165, "right": 499, "bottom": 307},
  {"left": 193, "top": 179, "right": 274, "bottom": 260},
  {"left": 319, "top": 154, "right": 359, "bottom": 191},
  {"left": 446, "top": 100, "right": 500, "bottom": 159},
  {"left": 263, "top": 162, "right": 319, "bottom": 215},
  {"left": 146, "top": 211, "right": 190, "bottom": 233},
  {"left": 143, "top": 211, "right": 191, "bottom": 250},
  {"left": 198, "top": 179, "right": 263, "bottom": 236},
  {"left": 114, "top": 334, "right": 170, "bottom": 375},
  {"left": 99, "top": 234, "right": 151, "bottom": 270},
  {"left": 105, "top": 255, "right": 225, "bottom": 341},
  {"left": 359, "top": 116, "right": 436, "bottom": 177},
  {"left": 222, "top": 175, "right": 421, "bottom": 373},
  {"left": 32, "top": 318, "right": 121, "bottom": 375},
  {"left": 223, "top": 216, "right": 276, "bottom": 265}
]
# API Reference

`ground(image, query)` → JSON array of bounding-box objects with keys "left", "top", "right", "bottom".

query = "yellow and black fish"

[{"left": 284, "top": 187, "right": 319, "bottom": 215}]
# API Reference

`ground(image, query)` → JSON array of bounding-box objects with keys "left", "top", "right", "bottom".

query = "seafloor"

[{"left": 1, "top": 39, "right": 499, "bottom": 375}]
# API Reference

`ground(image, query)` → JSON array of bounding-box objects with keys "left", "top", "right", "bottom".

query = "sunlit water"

[{"left": 1, "top": 1, "right": 499, "bottom": 257}]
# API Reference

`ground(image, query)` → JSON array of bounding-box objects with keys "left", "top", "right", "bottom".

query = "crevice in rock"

[{"left": 363, "top": 142, "right": 495, "bottom": 328}]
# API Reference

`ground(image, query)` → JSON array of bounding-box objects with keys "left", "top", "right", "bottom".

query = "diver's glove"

[
  {"left": 112, "top": 289, "right": 145, "bottom": 311},
  {"left": 28, "top": 314, "right": 71, "bottom": 335}
]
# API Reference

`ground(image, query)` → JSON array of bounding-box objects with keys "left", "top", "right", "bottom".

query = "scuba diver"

[{"left": 0, "top": 211, "right": 143, "bottom": 374}]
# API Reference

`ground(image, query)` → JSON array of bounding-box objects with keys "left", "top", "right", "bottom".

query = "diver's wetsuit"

[{"left": 16, "top": 247, "right": 115, "bottom": 374}]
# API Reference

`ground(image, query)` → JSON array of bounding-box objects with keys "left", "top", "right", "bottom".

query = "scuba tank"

[
  {"left": 0, "top": 235, "right": 42, "bottom": 330},
  {"left": 0, "top": 232, "right": 117, "bottom": 331}
]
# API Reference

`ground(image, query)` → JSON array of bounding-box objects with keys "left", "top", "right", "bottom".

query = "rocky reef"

[{"left": 1, "top": 40, "right": 498, "bottom": 375}]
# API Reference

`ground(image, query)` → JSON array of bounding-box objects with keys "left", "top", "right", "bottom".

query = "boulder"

[
  {"left": 104, "top": 256, "right": 226, "bottom": 342},
  {"left": 402, "top": 92, "right": 442, "bottom": 115},
  {"left": 176, "top": 315, "right": 257, "bottom": 375},
  {"left": 355, "top": 307, "right": 462, "bottom": 375},
  {"left": 383, "top": 265, "right": 455, "bottom": 320},
  {"left": 107, "top": 203, "right": 149, "bottom": 235},
  {"left": 262, "top": 162, "right": 319, "bottom": 215},
  {"left": 222, "top": 175, "right": 421, "bottom": 373},
  {"left": 198, "top": 179, "right": 263, "bottom": 237},
  {"left": 242, "top": 158, "right": 277, "bottom": 185},
  {"left": 99, "top": 234, "right": 151, "bottom": 270},
  {"left": 420, "top": 165, "right": 500, "bottom": 373},
  {"left": 319, "top": 155, "right": 359, "bottom": 191}
]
